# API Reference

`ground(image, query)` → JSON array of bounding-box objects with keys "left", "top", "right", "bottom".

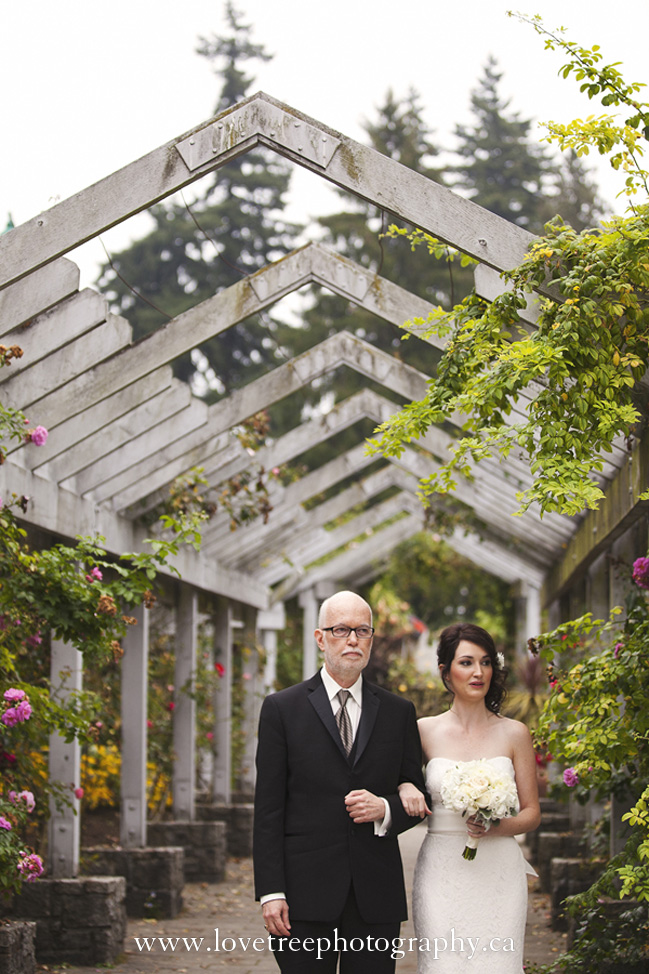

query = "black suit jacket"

[{"left": 253, "top": 672, "right": 426, "bottom": 924}]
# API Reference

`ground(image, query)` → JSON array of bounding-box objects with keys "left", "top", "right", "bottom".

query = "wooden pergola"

[{"left": 1, "top": 91, "right": 647, "bottom": 880}]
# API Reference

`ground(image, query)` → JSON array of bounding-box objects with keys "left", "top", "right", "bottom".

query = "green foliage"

[
  {"left": 371, "top": 206, "right": 649, "bottom": 518},
  {"left": 386, "top": 655, "right": 446, "bottom": 720},
  {"left": 370, "top": 22, "right": 648, "bottom": 518},
  {"left": 368, "top": 532, "right": 514, "bottom": 637},
  {"left": 510, "top": 13, "right": 649, "bottom": 199},
  {"left": 530, "top": 574, "right": 649, "bottom": 970},
  {"left": 0, "top": 353, "right": 207, "bottom": 889}
]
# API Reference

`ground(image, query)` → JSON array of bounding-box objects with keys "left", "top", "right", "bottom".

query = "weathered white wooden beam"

[
  {"left": 17, "top": 367, "right": 174, "bottom": 471},
  {"left": 215, "top": 462, "right": 408, "bottom": 567},
  {"left": 109, "top": 438, "right": 242, "bottom": 516},
  {"left": 257, "top": 493, "right": 422, "bottom": 586},
  {"left": 446, "top": 527, "right": 546, "bottom": 588},
  {"left": 90, "top": 331, "right": 425, "bottom": 510},
  {"left": 125, "top": 387, "right": 382, "bottom": 520},
  {"left": 284, "top": 514, "right": 423, "bottom": 600},
  {"left": 0, "top": 258, "right": 80, "bottom": 334},
  {"left": 38, "top": 381, "right": 193, "bottom": 484},
  {"left": 0, "top": 93, "right": 535, "bottom": 292},
  {"left": 1, "top": 314, "right": 133, "bottom": 413},
  {"left": 0, "top": 289, "right": 109, "bottom": 382},
  {"left": 202, "top": 443, "right": 373, "bottom": 556},
  {"left": 0, "top": 457, "right": 270, "bottom": 608},
  {"left": 62, "top": 399, "right": 209, "bottom": 497}
]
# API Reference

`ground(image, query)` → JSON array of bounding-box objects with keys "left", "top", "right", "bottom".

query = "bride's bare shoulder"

[
  {"left": 417, "top": 712, "right": 450, "bottom": 728},
  {"left": 498, "top": 714, "right": 534, "bottom": 745}
]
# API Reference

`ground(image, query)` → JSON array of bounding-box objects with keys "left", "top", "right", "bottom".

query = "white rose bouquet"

[{"left": 440, "top": 759, "right": 519, "bottom": 860}]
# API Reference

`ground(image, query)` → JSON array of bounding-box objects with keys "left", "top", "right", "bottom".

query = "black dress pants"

[{"left": 271, "top": 885, "right": 401, "bottom": 974}]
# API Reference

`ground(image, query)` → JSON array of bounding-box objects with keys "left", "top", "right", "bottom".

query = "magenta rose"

[
  {"left": 29, "top": 426, "right": 48, "bottom": 446},
  {"left": 563, "top": 767, "right": 579, "bottom": 787},
  {"left": 632, "top": 556, "right": 649, "bottom": 590},
  {"left": 18, "top": 853, "right": 44, "bottom": 882}
]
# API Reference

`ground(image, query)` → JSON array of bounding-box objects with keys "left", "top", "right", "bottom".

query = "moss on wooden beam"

[{"left": 542, "top": 429, "right": 649, "bottom": 606}]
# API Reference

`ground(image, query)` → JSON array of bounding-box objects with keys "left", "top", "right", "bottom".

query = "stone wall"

[
  {"left": 81, "top": 846, "right": 184, "bottom": 918},
  {"left": 0, "top": 919, "right": 36, "bottom": 974},
  {"left": 147, "top": 821, "right": 226, "bottom": 882},
  {"left": 5, "top": 876, "right": 126, "bottom": 966},
  {"left": 196, "top": 802, "right": 254, "bottom": 858}
]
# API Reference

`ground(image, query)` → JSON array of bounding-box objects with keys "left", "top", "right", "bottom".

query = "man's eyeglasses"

[{"left": 321, "top": 625, "right": 375, "bottom": 639}]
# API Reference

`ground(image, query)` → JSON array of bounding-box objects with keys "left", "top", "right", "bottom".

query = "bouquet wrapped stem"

[
  {"left": 440, "top": 760, "right": 518, "bottom": 862},
  {"left": 462, "top": 812, "right": 496, "bottom": 860}
]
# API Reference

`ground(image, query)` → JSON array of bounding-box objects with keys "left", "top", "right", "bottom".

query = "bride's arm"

[
  {"left": 478, "top": 722, "right": 541, "bottom": 838},
  {"left": 398, "top": 781, "right": 431, "bottom": 818}
]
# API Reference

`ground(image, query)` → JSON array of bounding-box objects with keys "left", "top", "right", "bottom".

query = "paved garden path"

[{"left": 39, "top": 823, "right": 566, "bottom": 973}]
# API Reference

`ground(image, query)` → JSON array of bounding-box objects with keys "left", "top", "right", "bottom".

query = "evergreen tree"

[
  {"left": 97, "top": 2, "right": 300, "bottom": 396},
  {"left": 453, "top": 56, "right": 558, "bottom": 233},
  {"left": 276, "top": 89, "right": 461, "bottom": 402}
]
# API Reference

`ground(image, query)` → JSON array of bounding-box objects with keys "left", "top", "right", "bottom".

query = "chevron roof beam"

[{"left": 0, "top": 93, "right": 536, "bottom": 293}]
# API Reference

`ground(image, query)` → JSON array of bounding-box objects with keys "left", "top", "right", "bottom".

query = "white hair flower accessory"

[{"left": 496, "top": 652, "right": 505, "bottom": 670}]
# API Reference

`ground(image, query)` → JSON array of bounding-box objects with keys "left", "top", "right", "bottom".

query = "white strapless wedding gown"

[{"left": 411, "top": 756, "right": 536, "bottom": 973}]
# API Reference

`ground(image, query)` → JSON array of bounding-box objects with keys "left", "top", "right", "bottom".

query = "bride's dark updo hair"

[{"left": 437, "top": 622, "right": 507, "bottom": 714}]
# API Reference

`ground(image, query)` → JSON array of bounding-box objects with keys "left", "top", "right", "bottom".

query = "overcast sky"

[{"left": 3, "top": 0, "right": 647, "bottom": 286}]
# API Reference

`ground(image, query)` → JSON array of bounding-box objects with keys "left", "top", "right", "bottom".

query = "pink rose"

[
  {"left": 0, "top": 815, "right": 12, "bottom": 830},
  {"left": 29, "top": 426, "right": 48, "bottom": 446},
  {"left": 632, "top": 556, "right": 649, "bottom": 590},
  {"left": 563, "top": 767, "right": 579, "bottom": 787},
  {"left": 1, "top": 708, "right": 19, "bottom": 727},
  {"left": 18, "top": 853, "right": 44, "bottom": 882},
  {"left": 15, "top": 699, "right": 32, "bottom": 722},
  {"left": 74, "top": 787, "right": 84, "bottom": 800},
  {"left": 10, "top": 790, "right": 35, "bottom": 812},
  {"left": 3, "top": 688, "right": 26, "bottom": 703},
  {"left": 85, "top": 567, "right": 103, "bottom": 583}
]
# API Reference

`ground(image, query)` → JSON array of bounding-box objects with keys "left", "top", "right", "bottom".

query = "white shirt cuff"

[
  {"left": 260, "top": 893, "right": 286, "bottom": 905},
  {"left": 374, "top": 797, "right": 392, "bottom": 836}
]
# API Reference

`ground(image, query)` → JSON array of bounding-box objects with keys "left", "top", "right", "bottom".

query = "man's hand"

[
  {"left": 345, "top": 789, "right": 385, "bottom": 823},
  {"left": 262, "top": 898, "right": 291, "bottom": 937}
]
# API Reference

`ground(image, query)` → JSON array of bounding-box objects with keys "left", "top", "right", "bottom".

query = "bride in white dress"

[{"left": 398, "top": 623, "right": 541, "bottom": 973}]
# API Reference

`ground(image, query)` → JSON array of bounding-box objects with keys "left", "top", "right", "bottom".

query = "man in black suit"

[{"left": 253, "top": 590, "right": 427, "bottom": 973}]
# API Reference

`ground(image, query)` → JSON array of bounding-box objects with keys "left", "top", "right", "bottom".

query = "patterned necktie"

[{"left": 336, "top": 689, "right": 353, "bottom": 755}]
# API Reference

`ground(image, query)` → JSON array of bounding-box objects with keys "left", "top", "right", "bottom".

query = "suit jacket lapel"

[
  {"left": 307, "top": 673, "right": 349, "bottom": 760},
  {"left": 353, "top": 680, "right": 379, "bottom": 766}
]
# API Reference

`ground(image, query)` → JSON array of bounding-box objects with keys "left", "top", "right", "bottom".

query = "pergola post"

[
  {"left": 173, "top": 585, "right": 198, "bottom": 821},
  {"left": 48, "top": 638, "right": 82, "bottom": 877},
  {"left": 257, "top": 602, "right": 286, "bottom": 693},
  {"left": 238, "top": 606, "right": 259, "bottom": 798},
  {"left": 212, "top": 599, "right": 233, "bottom": 804},
  {"left": 120, "top": 603, "right": 150, "bottom": 847},
  {"left": 299, "top": 588, "right": 318, "bottom": 680}
]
